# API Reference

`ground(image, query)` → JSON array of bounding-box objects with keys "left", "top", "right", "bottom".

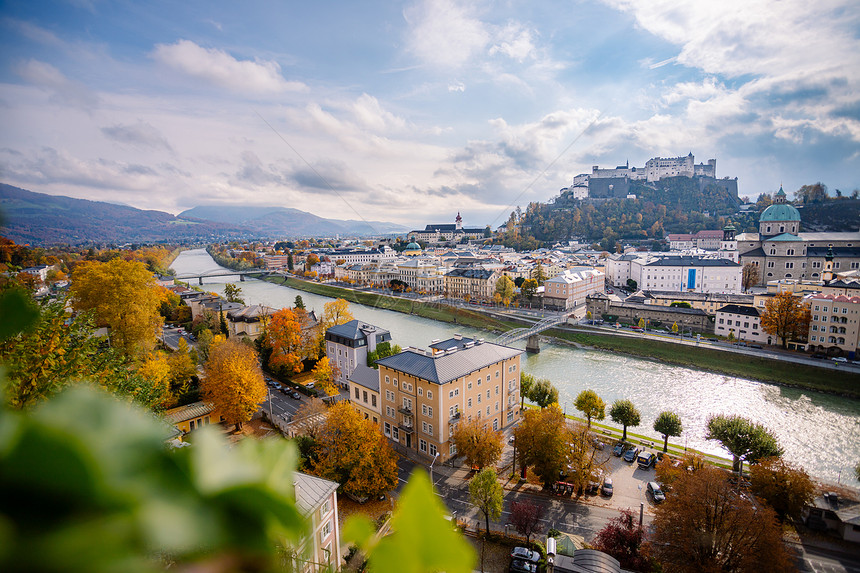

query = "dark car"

[
  {"left": 510, "top": 547, "right": 540, "bottom": 563},
  {"left": 612, "top": 442, "right": 627, "bottom": 456},
  {"left": 510, "top": 559, "right": 538, "bottom": 573},
  {"left": 279, "top": 386, "right": 289, "bottom": 395},
  {"left": 812, "top": 353, "right": 825, "bottom": 359},
  {"left": 290, "top": 391, "right": 302, "bottom": 400},
  {"left": 647, "top": 481, "right": 666, "bottom": 503},
  {"left": 623, "top": 447, "right": 638, "bottom": 462},
  {"left": 601, "top": 477, "right": 613, "bottom": 497}
]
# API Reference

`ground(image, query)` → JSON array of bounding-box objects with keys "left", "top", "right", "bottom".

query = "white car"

[{"left": 832, "top": 357, "right": 847, "bottom": 363}]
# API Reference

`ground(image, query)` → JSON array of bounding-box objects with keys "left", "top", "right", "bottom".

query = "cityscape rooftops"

[{"left": 376, "top": 341, "right": 521, "bottom": 385}]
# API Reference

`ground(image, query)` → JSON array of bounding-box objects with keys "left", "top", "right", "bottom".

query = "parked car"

[
  {"left": 290, "top": 391, "right": 301, "bottom": 400},
  {"left": 509, "top": 435, "right": 516, "bottom": 444},
  {"left": 812, "top": 353, "right": 825, "bottom": 359},
  {"left": 623, "top": 447, "right": 638, "bottom": 462},
  {"left": 601, "top": 477, "right": 614, "bottom": 497},
  {"left": 510, "top": 559, "right": 538, "bottom": 573},
  {"left": 832, "top": 357, "right": 848, "bottom": 363},
  {"left": 637, "top": 451, "right": 655, "bottom": 470},
  {"left": 279, "top": 387, "right": 289, "bottom": 395},
  {"left": 647, "top": 481, "right": 666, "bottom": 503},
  {"left": 306, "top": 381, "right": 315, "bottom": 389},
  {"left": 593, "top": 438, "right": 605, "bottom": 450},
  {"left": 510, "top": 547, "right": 540, "bottom": 563},
  {"left": 612, "top": 442, "right": 628, "bottom": 457}
]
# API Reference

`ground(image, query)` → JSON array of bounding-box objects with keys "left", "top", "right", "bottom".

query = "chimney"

[{"left": 454, "top": 333, "right": 462, "bottom": 340}]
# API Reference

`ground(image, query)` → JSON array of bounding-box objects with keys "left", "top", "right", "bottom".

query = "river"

[{"left": 172, "top": 249, "right": 860, "bottom": 483}]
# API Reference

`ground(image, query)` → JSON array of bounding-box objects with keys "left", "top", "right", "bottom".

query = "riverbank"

[{"left": 258, "top": 274, "right": 860, "bottom": 398}]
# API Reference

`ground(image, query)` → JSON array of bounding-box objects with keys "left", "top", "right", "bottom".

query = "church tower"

[
  {"left": 822, "top": 246, "right": 835, "bottom": 284},
  {"left": 455, "top": 212, "right": 463, "bottom": 230},
  {"left": 720, "top": 224, "right": 738, "bottom": 262}
]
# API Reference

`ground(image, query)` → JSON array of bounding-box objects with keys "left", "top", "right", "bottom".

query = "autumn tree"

[
  {"left": 223, "top": 283, "right": 245, "bottom": 304},
  {"left": 575, "top": 389, "right": 605, "bottom": 427},
  {"left": 70, "top": 258, "right": 163, "bottom": 357},
  {"left": 200, "top": 338, "right": 266, "bottom": 431},
  {"left": 509, "top": 499, "right": 545, "bottom": 544},
  {"left": 469, "top": 468, "right": 503, "bottom": 535},
  {"left": 653, "top": 411, "right": 683, "bottom": 453},
  {"left": 566, "top": 421, "right": 610, "bottom": 494},
  {"left": 706, "top": 414, "right": 783, "bottom": 473},
  {"left": 495, "top": 275, "right": 515, "bottom": 302},
  {"left": 655, "top": 452, "right": 706, "bottom": 491},
  {"left": 592, "top": 509, "right": 651, "bottom": 572},
  {"left": 310, "top": 356, "right": 338, "bottom": 396},
  {"left": 750, "top": 457, "right": 816, "bottom": 523},
  {"left": 741, "top": 263, "right": 759, "bottom": 291},
  {"left": 609, "top": 399, "right": 640, "bottom": 441},
  {"left": 761, "top": 291, "right": 811, "bottom": 349},
  {"left": 530, "top": 378, "right": 559, "bottom": 409},
  {"left": 265, "top": 308, "right": 304, "bottom": 375},
  {"left": 514, "top": 405, "right": 571, "bottom": 488},
  {"left": 451, "top": 418, "right": 504, "bottom": 470},
  {"left": 312, "top": 401, "right": 398, "bottom": 499},
  {"left": 795, "top": 182, "right": 828, "bottom": 203},
  {"left": 648, "top": 465, "right": 794, "bottom": 573},
  {"left": 0, "top": 295, "right": 162, "bottom": 410},
  {"left": 316, "top": 298, "right": 354, "bottom": 352},
  {"left": 530, "top": 263, "right": 547, "bottom": 286}
]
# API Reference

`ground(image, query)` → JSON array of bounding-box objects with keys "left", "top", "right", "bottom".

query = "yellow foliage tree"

[
  {"left": 761, "top": 291, "right": 811, "bottom": 349},
  {"left": 70, "top": 258, "right": 163, "bottom": 357},
  {"left": 451, "top": 418, "right": 503, "bottom": 470},
  {"left": 138, "top": 351, "right": 172, "bottom": 404},
  {"left": 312, "top": 401, "right": 398, "bottom": 499},
  {"left": 200, "top": 339, "right": 266, "bottom": 430},
  {"left": 311, "top": 356, "right": 338, "bottom": 396},
  {"left": 315, "top": 298, "right": 354, "bottom": 351}
]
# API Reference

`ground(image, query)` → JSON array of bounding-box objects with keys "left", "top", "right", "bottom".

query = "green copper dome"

[
  {"left": 760, "top": 203, "right": 801, "bottom": 222},
  {"left": 405, "top": 242, "right": 421, "bottom": 251}
]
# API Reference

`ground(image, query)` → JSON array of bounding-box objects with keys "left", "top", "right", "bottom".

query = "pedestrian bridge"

[
  {"left": 495, "top": 312, "right": 574, "bottom": 353},
  {"left": 172, "top": 269, "right": 267, "bottom": 285}
]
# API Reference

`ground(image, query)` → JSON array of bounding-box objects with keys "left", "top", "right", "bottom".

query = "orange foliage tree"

[
  {"left": 200, "top": 339, "right": 266, "bottom": 430},
  {"left": 451, "top": 418, "right": 503, "bottom": 470},
  {"left": 312, "top": 401, "right": 398, "bottom": 499},
  {"left": 761, "top": 291, "right": 811, "bottom": 348},
  {"left": 265, "top": 308, "right": 304, "bottom": 375},
  {"left": 310, "top": 356, "right": 339, "bottom": 396}
]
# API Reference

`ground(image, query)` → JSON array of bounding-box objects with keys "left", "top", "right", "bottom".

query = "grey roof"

[
  {"left": 716, "top": 304, "right": 760, "bottom": 317},
  {"left": 326, "top": 319, "right": 389, "bottom": 341},
  {"left": 163, "top": 401, "right": 215, "bottom": 425},
  {"left": 429, "top": 336, "right": 475, "bottom": 350},
  {"left": 553, "top": 549, "right": 628, "bottom": 573},
  {"left": 807, "top": 246, "right": 860, "bottom": 257},
  {"left": 294, "top": 471, "right": 339, "bottom": 516},
  {"left": 376, "top": 342, "right": 522, "bottom": 385},
  {"left": 644, "top": 256, "right": 739, "bottom": 268},
  {"left": 445, "top": 268, "right": 495, "bottom": 279},
  {"left": 349, "top": 364, "right": 380, "bottom": 392}
]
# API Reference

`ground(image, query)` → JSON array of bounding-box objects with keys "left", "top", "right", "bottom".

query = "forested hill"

[{"left": 498, "top": 177, "right": 750, "bottom": 251}]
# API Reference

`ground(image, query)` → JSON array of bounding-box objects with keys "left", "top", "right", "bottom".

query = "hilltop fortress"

[{"left": 569, "top": 152, "right": 738, "bottom": 200}]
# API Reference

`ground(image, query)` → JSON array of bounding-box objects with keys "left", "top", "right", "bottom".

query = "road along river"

[{"left": 172, "top": 249, "right": 860, "bottom": 484}]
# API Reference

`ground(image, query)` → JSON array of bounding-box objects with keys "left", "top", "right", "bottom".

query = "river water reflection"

[{"left": 172, "top": 249, "right": 860, "bottom": 483}]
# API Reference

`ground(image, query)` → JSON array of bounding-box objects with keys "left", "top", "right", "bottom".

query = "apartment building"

[
  {"left": 543, "top": 267, "right": 605, "bottom": 310},
  {"left": 375, "top": 336, "right": 522, "bottom": 463},
  {"left": 807, "top": 293, "right": 860, "bottom": 359},
  {"left": 292, "top": 472, "right": 341, "bottom": 573},
  {"left": 443, "top": 268, "right": 500, "bottom": 301},
  {"left": 325, "top": 320, "right": 391, "bottom": 385},
  {"left": 349, "top": 364, "right": 381, "bottom": 425},
  {"left": 714, "top": 305, "right": 769, "bottom": 344}
]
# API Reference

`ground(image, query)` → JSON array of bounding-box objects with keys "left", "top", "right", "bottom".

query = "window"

[
  {"left": 468, "top": 398, "right": 472, "bottom": 408},
  {"left": 495, "top": 386, "right": 499, "bottom": 395},
  {"left": 428, "top": 423, "right": 433, "bottom": 436},
  {"left": 384, "top": 422, "right": 391, "bottom": 437},
  {"left": 385, "top": 376, "right": 390, "bottom": 384},
  {"left": 449, "top": 390, "right": 454, "bottom": 398},
  {"left": 394, "top": 379, "right": 398, "bottom": 387},
  {"left": 386, "top": 406, "right": 394, "bottom": 417},
  {"left": 477, "top": 394, "right": 481, "bottom": 404},
  {"left": 422, "top": 404, "right": 427, "bottom": 416},
  {"left": 495, "top": 401, "right": 499, "bottom": 412},
  {"left": 493, "top": 418, "right": 499, "bottom": 431},
  {"left": 785, "top": 262, "right": 793, "bottom": 269},
  {"left": 429, "top": 444, "right": 437, "bottom": 457},
  {"left": 486, "top": 375, "right": 491, "bottom": 382},
  {"left": 321, "top": 520, "right": 331, "bottom": 541},
  {"left": 496, "top": 371, "right": 500, "bottom": 378},
  {"left": 403, "top": 397, "right": 412, "bottom": 411},
  {"left": 372, "top": 395, "right": 377, "bottom": 407},
  {"left": 363, "top": 390, "right": 368, "bottom": 403},
  {"left": 355, "top": 387, "right": 360, "bottom": 399},
  {"left": 468, "top": 382, "right": 472, "bottom": 390},
  {"left": 428, "top": 406, "right": 433, "bottom": 417},
  {"left": 428, "top": 391, "right": 432, "bottom": 399},
  {"left": 418, "top": 387, "right": 423, "bottom": 396},
  {"left": 486, "top": 390, "right": 490, "bottom": 399},
  {"left": 419, "top": 438, "right": 427, "bottom": 453},
  {"left": 486, "top": 406, "right": 490, "bottom": 415},
  {"left": 392, "top": 427, "right": 399, "bottom": 440},
  {"left": 320, "top": 500, "right": 330, "bottom": 518},
  {"left": 450, "top": 443, "right": 457, "bottom": 454}
]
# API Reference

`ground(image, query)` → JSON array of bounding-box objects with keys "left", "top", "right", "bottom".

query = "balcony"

[
  {"left": 449, "top": 411, "right": 461, "bottom": 424},
  {"left": 398, "top": 406, "right": 414, "bottom": 416},
  {"left": 398, "top": 422, "right": 414, "bottom": 433}
]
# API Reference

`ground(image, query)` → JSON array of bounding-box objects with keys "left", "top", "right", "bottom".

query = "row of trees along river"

[{"left": 172, "top": 249, "right": 860, "bottom": 484}]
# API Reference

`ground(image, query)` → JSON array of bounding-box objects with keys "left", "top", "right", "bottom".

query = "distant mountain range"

[{"left": 0, "top": 184, "right": 409, "bottom": 245}]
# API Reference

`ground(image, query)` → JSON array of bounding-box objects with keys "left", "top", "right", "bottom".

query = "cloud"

[
  {"left": 403, "top": 0, "right": 490, "bottom": 69},
  {"left": 15, "top": 59, "right": 100, "bottom": 109},
  {"left": 448, "top": 82, "right": 465, "bottom": 92},
  {"left": 101, "top": 121, "right": 172, "bottom": 151},
  {"left": 151, "top": 40, "right": 307, "bottom": 95},
  {"left": 489, "top": 22, "right": 536, "bottom": 63}
]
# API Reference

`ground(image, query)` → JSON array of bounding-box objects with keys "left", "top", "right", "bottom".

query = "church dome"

[
  {"left": 760, "top": 203, "right": 801, "bottom": 223},
  {"left": 405, "top": 242, "right": 421, "bottom": 251}
]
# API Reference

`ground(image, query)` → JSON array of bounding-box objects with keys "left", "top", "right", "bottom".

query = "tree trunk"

[
  {"left": 485, "top": 512, "right": 490, "bottom": 536},
  {"left": 662, "top": 435, "right": 669, "bottom": 453},
  {"left": 622, "top": 425, "right": 628, "bottom": 441},
  {"left": 732, "top": 455, "right": 741, "bottom": 473}
]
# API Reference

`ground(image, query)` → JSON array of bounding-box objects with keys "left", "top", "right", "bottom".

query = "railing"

[
  {"left": 449, "top": 411, "right": 461, "bottom": 423},
  {"left": 398, "top": 422, "right": 414, "bottom": 433},
  {"left": 398, "top": 406, "right": 413, "bottom": 416},
  {"left": 494, "top": 311, "right": 574, "bottom": 346}
]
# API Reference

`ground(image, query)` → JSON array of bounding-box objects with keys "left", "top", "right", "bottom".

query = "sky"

[{"left": 1, "top": 0, "right": 859, "bottom": 230}]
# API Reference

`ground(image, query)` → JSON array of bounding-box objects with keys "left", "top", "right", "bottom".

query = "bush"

[{"left": 547, "top": 527, "right": 562, "bottom": 539}]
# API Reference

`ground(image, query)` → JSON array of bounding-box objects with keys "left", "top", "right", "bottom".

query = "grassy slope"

[{"left": 257, "top": 275, "right": 860, "bottom": 397}]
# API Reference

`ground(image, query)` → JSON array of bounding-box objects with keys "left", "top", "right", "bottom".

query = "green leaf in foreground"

[{"left": 347, "top": 469, "right": 476, "bottom": 573}]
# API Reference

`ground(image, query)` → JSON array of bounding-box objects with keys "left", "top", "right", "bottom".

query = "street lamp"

[{"left": 430, "top": 452, "right": 440, "bottom": 487}]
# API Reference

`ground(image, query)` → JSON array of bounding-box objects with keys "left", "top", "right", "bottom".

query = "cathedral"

[{"left": 737, "top": 187, "right": 860, "bottom": 285}]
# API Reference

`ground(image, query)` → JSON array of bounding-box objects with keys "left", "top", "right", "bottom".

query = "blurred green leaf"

[
  {"left": 368, "top": 469, "right": 475, "bottom": 573},
  {"left": 342, "top": 514, "right": 376, "bottom": 550},
  {"left": 0, "top": 288, "right": 39, "bottom": 341}
]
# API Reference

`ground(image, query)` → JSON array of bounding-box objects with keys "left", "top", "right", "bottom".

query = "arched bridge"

[
  {"left": 172, "top": 268, "right": 268, "bottom": 285},
  {"left": 495, "top": 312, "right": 574, "bottom": 353}
]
